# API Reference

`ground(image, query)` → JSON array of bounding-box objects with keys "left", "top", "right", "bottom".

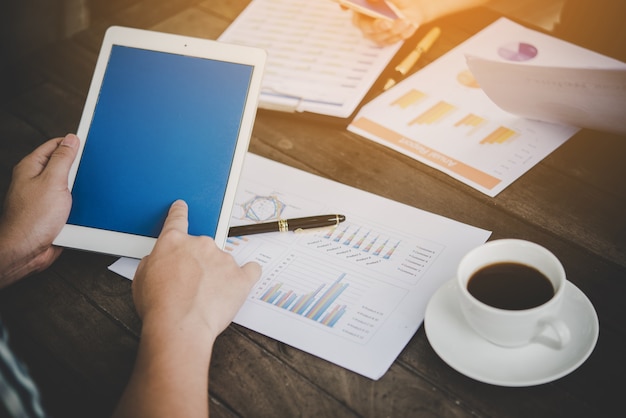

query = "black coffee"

[{"left": 467, "top": 262, "right": 554, "bottom": 310}]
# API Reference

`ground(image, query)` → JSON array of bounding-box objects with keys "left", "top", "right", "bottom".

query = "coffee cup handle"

[{"left": 532, "top": 318, "right": 571, "bottom": 349}]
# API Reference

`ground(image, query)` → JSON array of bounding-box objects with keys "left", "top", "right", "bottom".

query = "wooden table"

[{"left": 1, "top": 1, "right": 624, "bottom": 417}]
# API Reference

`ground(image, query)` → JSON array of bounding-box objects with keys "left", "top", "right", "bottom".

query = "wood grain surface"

[{"left": 1, "top": 1, "right": 624, "bottom": 417}]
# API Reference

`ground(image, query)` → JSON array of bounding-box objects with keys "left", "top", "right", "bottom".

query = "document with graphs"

[
  {"left": 349, "top": 18, "right": 587, "bottom": 196},
  {"left": 110, "top": 153, "right": 490, "bottom": 379}
]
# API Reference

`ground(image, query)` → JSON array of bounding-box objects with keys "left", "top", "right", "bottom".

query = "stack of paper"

[{"left": 218, "top": 0, "right": 401, "bottom": 118}]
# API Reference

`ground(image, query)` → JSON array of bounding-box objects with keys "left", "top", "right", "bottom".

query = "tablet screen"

[{"left": 68, "top": 45, "right": 254, "bottom": 238}]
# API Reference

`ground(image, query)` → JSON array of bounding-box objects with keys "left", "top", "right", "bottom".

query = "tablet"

[{"left": 54, "top": 26, "right": 266, "bottom": 258}]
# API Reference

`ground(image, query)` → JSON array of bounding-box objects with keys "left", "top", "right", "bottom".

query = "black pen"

[{"left": 228, "top": 214, "right": 346, "bottom": 237}]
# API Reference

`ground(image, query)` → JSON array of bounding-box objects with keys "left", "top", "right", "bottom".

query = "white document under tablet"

[{"left": 54, "top": 26, "right": 266, "bottom": 259}]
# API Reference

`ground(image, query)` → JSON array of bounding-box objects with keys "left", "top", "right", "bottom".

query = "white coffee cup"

[{"left": 456, "top": 239, "right": 571, "bottom": 348}]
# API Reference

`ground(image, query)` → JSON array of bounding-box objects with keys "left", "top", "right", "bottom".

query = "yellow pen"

[{"left": 384, "top": 26, "right": 441, "bottom": 90}]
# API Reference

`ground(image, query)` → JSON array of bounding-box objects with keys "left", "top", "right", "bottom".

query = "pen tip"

[
  {"left": 338, "top": 214, "right": 346, "bottom": 222},
  {"left": 383, "top": 78, "right": 396, "bottom": 91}
]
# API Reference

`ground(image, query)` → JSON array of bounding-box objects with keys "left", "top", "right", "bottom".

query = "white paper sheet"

[
  {"left": 218, "top": 0, "right": 401, "bottom": 118},
  {"left": 467, "top": 58, "right": 626, "bottom": 135},
  {"left": 348, "top": 18, "right": 583, "bottom": 196},
  {"left": 465, "top": 16, "right": 626, "bottom": 135},
  {"left": 110, "top": 153, "right": 490, "bottom": 379}
]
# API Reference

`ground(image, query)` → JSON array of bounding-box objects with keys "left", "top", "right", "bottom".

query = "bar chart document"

[
  {"left": 348, "top": 18, "right": 583, "bottom": 196},
  {"left": 111, "top": 154, "right": 490, "bottom": 379},
  {"left": 218, "top": 0, "right": 401, "bottom": 118}
]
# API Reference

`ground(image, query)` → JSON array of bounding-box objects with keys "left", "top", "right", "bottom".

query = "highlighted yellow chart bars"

[
  {"left": 455, "top": 113, "right": 486, "bottom": 129},
  {"left": 409, "top": 101, "right": 456, "bottom": 125},
  {"left": 454, "top": 113, "right": 486, "bottom": 135},
  {"left": 391, "top": 89, "right": 426, "bottom": 109},
  {"left": 481, "top": 126, "right": 518, "bottom": 144}
]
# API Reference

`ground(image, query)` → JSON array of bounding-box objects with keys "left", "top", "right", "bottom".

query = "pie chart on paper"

[{"left": 497, "top": 42, "right": 538, "bottom": 62}]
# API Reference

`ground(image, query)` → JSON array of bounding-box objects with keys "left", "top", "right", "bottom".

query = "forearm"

[
  {"left": 0, "top": 235, "right": 28, "bottom": 287},
  {"left": 113, "top": 320, "right": 216, "bottom": 418},
  {"left": 0, "top": 225, "right": 56, "bottom": 288},
  {"left": 117, "top": 201, "right": 261, "bottom": 417}
]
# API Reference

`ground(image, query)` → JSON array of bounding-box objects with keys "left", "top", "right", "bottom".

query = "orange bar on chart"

[
  {"left": 455, "top": 113, "right": 485, "bottom": 128},
  {"left": 409, "top": 101, "right": 456, "bottom": 125},
  {"left": 351, "top": 117, "right": 502, "bottom": 190},
  {"left": 481, "top": 126, "right": 517, "bottom": 144},
  {"left": 391, "top": 89, "right": 426, "bottom": 109}
]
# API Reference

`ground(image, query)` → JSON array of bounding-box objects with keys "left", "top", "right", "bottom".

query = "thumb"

[{"left": 43, "top": 134, "right": 80, "bottom": 183}]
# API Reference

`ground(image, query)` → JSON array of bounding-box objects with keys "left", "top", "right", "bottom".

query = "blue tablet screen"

[{"left": 68, "top": 45, "right": 254, "bottom": 238}]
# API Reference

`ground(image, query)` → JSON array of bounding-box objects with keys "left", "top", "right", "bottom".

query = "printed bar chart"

[
  {"left": 455, "top": 113, "right": 486, "bottom": 129},
  {"left": 323, "top": 224, "right": 401, "bottom": 260},
  {"left": 225, "top": 236, "right": 249, "bottom": 252},
  {"left": 348, "top": 18, "right": 579, "bottom": 196},
  {"left": 392, "top": 89, "right": 426, "bottom": 109},
  {"left": 409, "top": 101, "right": 456, "bottom": 125},
  {"left": 480, "top": 126, "right": 518, "bottom": 144},
  {"left": 260, "top": 273, "right": 349, "bottom": 328},
  {"left": 305, "top": 274, "right": 348, "bottom": 321}
]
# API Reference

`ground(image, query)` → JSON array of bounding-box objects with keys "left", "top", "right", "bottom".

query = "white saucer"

[{"left": 424, "top": 279, "right": 599, "bottom": 387}]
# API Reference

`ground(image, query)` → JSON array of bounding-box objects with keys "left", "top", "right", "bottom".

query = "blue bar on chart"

[
  {"left": 225, "top": 235, "right": 249, "bottom": 253},
  {"left": 323, "top": 224, "right": 400, "bottom": 260},
  {"left": 259, "top": 273, "right": 349, "bottom": 328}
]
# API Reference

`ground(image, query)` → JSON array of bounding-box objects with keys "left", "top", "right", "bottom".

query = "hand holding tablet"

[
  {"left": 333, "top": 0, "right": 403, "bottom": 20},
  {"left": 53, "top": 26, "right": 266, "bottom": 258}
]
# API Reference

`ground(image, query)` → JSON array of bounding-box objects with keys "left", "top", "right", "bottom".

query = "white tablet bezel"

[{"left": 54, "top": 26, "right": 266, "bottom": 259}]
